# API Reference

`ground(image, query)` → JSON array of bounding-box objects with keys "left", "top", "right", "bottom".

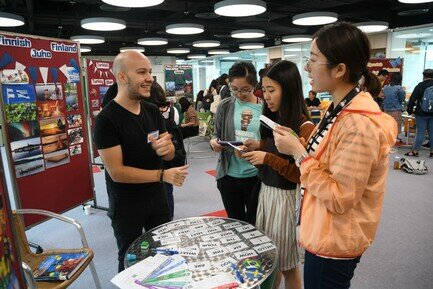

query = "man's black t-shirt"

[
  {"left": 94, "top": 100, "right": 167, "bottom": 195},
  {"left": 305, "top": 97, "right": 321, "bottom": 107}
]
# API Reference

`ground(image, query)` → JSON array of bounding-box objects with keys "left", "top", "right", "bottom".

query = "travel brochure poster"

[
  {"left": 85, "top": 59, "right": 115, "bottom": 158},
  {"left": 0, "top": 33, "right": 86, "bottom": 178},
  {"left": 164, "top": 64, "right": 193, "bottom": 102}
]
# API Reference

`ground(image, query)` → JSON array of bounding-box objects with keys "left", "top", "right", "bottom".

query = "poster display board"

[
  {"left": 367, "top": 58, "right": 404, "bottom": 85},
  {"left": 0, "top": 155, "right": 26, "bottom": 288},
  {"left": 164, "top": 65, "right": 193, "bottom": 102},
  {"left": 85, "top": 59, "right": 115, "bottom": 158},
  {"left": 0, "top": 31, "right": 93, "bottom": 226}
]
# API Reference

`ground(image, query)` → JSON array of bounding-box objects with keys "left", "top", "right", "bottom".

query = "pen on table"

[
  {"left": 151, "top": 248, "right": 179, "bottom": 255},
  {"left": 229, "top": 262, "right": 244, "bottom": 284}
]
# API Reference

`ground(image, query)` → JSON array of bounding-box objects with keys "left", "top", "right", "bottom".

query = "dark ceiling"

[{"left": 1, "top": 0, "right": 433, "bottom": 56}]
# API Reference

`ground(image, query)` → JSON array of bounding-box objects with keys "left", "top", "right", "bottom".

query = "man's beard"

[{"left": 126, "top": 77, "right": 149, "bottom": 101}]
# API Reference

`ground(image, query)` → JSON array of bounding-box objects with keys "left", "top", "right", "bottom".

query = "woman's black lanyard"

[{"left": 317, "top": 86, "right": 360, "bottom": 132}]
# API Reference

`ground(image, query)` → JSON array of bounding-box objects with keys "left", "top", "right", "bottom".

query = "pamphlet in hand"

[
  {"left": 33, "top": 252, "right": 89, "bottom": 281},
  {"left": 260, "top": 115, "right": 298, "bottom": 137},
  {"left": 217, "top": 140, "right": 244, "bottom": 147},
  {"left": 227, "top": 142, "right": 246, "bottom": 153}
]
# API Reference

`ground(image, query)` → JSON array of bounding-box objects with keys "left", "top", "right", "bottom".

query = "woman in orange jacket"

[{"left": 273, "top": 22, "right": 397, "bottom": 289}]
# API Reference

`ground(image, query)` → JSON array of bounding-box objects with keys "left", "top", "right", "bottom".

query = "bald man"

[{"left": 94, "top": 51, "right": 188, "bottom": 272}]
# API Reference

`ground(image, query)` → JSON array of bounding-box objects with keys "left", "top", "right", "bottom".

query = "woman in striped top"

[{"left": 241, "top": 60, "right": 315, "bottom": 289}]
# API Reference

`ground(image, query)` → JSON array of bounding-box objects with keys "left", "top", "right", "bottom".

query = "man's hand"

[
  {"left": 151, "top": 133, "right": 172, "bottom": 157},
  {"left": 210, "top": 138, "right": 223, "bottom": 152},
  {"left": 164, "top": 165, "right": 189, "bottom": 187}
]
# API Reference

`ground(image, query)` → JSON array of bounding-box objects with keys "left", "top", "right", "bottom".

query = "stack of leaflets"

[
  {"left": 33, "top": 252, "right": 89, "bottom": 281},
  {"left": 111, "top": 254, "right": 192, "bottom": 289}
]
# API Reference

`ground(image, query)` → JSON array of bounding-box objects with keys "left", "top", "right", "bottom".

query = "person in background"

[
  {"left": 272, "top": 22, "right": 396, "bottom": 289},
  {"left": 305, "top": 90, "right": 321, "bottom": 111},
  {"left": 376, "top": 69, "right": 389, "bottom": 102},
  {"left": 360, "top": 71, "right": 383, "bottom": 109},
  {"left": 406, "top": 68, "right": 433, "bottom": 157},
  {"left": 149, "top": 82, "right": 186, "bottom": 219},
  {"left": 179, "top": 96, "right": 199, "bottom": 138},
  {"left": 242, "top": 60, "right": 315, "bottom": 289},
  {"left": 210, "top": 61, "right": 263, "bottom": 223},
  {"left": 383, "top": 72, "right": 405, "bottom": 142},
  {"left": 101, "top": 83, "right": 118, "bottom": 108},
  {"left": 218, "top": 73, "right": 231, "bottom": 100},
  {"left": 254, "top": 68, "right": 266, "bottom": 99},
  {"left": 94, "top": 51, "right": 189, "bottom": 272},
  {"left": 202, "top": 79, "right": 218, "bottom": 111},
  {"left": 195, "top": 90, "right": 204, "bottom": 111}
]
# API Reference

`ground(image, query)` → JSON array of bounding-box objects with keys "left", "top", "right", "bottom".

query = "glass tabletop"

[{"left": 125, "top": 216, "right": 278, "bottom": 289}]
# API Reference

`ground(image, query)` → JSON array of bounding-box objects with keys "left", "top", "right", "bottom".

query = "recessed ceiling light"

[
  {"left": 137, "top": 37, "right": 168, "bottom": 45},
  {"left": 356, "top": 21, "right": 388, "bottom": 33},
  {"left": 214, "top": 0, "right": 266, "bottom": 17},
  {"left": 239, "top": 43, "right": 264, "bottom": 49},
  {"left": 284, "top": 47, "right": 302, "bottom": 52},
  {"left": 253, "top": 53, "right": 267, "bottom": 56},
  {"left": 231, "top": 29, "right": 265, "bottom": 39},
  {"left": 292, "top": 12, "right": 338, "bottom": 26},
  {"left": 81, "top": 17, "right": 126, "bottom": 31},
  {"left": 193, "top": 40, "right": 220, "bottom": 47},
  {"left": 71, "top": 35, "right": 105, "bottom": 44},
  {"left": 282, "top": 35, "right": 312, "bottom": 43},
  {"left": 223, "top": 56, "right": 241, "bottom": 60},
  {"left": 101, "top": 0, "right": 164, "bottom": 7},
  {"left": 80, "top": 46, "right": 91, "bottom": 53},
  {"left": 0, "top": 12, "right": 25, "bottom": 27},
  {"left": 166, "top": 23, "right": 204, "bottom": 35},
  {"left": 391, "top": 47, "right": 414, "bottom": 51},
  {"left": 119, "top": 47, "right": 145, "bottom": 52},
  {"left": 167, "top": 48, "right": 190, "bottom": 54},
  {"left": 208, "top": 49, "right": 230, "bottom": 55},
  {"left": 396, "top": 32, "right": 432, "bottom": 39},
  {"left": 398, "top": 0, "right": 433, "bottom": 3},
  {"left": 188, "top": 54, "right": 207, "bottom": 59}
]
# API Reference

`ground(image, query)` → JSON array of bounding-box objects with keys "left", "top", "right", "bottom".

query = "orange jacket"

[{"left": 299, "top": 91, "right": 397, "bottom": 258}]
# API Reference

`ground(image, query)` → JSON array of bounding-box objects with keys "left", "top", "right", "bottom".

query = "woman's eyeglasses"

[
  {"left": 230, "top": 87, "right": 253, "bottom": 96},
  {"left": 303, "top": 56, "right": 331, "bottom": 69}
]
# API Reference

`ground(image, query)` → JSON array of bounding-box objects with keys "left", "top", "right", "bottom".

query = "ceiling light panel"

[
  {"left": 120, "top": 47, "right": 145, "bottom": 52},
  {"left": 71, "top": 35, "right": 105, "bottom": 44},
  {"left": 214, "top": 0, "right": 266, "bottom": 17},
  {"left": 193, "top": 40, "right": 220, "bottom": 47},
  {"left": 282, "top": 35, "right": 312, "bottom": 43},
  {"left": 208, "top": 49, "right": 230, "bottom": 55},
  {"left": 239, "top": 43, "right": 264, "bottom": 49},
  {"left": 398, "top": 0, "right": 433, "bottom": 3},
  {"left": 167, "top": 48, "right": 191, "bottom": 54},
  {"left": 81, "top": 17, "right": 126, "bottom": 31},
  {"left": 166, "top": 23, "right": 204, "bottom": 35},
  {"left": 0, "top": 12, "right": 25, "bottom": 27},
  {"left": 188, "top": 54, "right": 207, "bottom": 59},
  {"left": 231, "top": 29, "right": 265, "bottom": 39},
  {"left": 80, "top": 46, "right": 91, "bottom": 53},
  {"left": 356, "top": 21, "right": 388, "bottom": 33},
  {"left": 101, "top": 0, "right": 165, "bottom": 7},
  {"left": 292, "top": 12, "right": 338, "bottom": 26},
  {"left": 137, "top": 37, "right": 168, "bottom": 45}
]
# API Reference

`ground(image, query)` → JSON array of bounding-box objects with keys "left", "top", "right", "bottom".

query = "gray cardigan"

[{"left": 213, "top": 97, "right": 237, "bottom": 180}]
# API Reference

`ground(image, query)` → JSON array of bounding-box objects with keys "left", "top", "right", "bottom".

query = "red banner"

[
  {"left": 85, "top": 59, "right": 115, "bottom": 158},
  {"left": 0, "top": 31, "right": 93, "bottom": 225},
  {"left": 367, "top": 58, "right": 404, "bottom": 86}
]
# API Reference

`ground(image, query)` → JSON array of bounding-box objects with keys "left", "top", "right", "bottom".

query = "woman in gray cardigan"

[{"left": 210, "top": 61, "right": 263, "bottom": 223}]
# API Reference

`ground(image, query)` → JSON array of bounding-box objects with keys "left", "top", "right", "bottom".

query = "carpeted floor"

[{"left": 23, "top": 141, "right": 433, "bottom": 289}]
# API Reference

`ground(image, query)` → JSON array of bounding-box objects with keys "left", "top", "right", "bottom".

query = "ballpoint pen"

[{"left": 229, "top": 262, "right": 244, "bottom": 284}]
